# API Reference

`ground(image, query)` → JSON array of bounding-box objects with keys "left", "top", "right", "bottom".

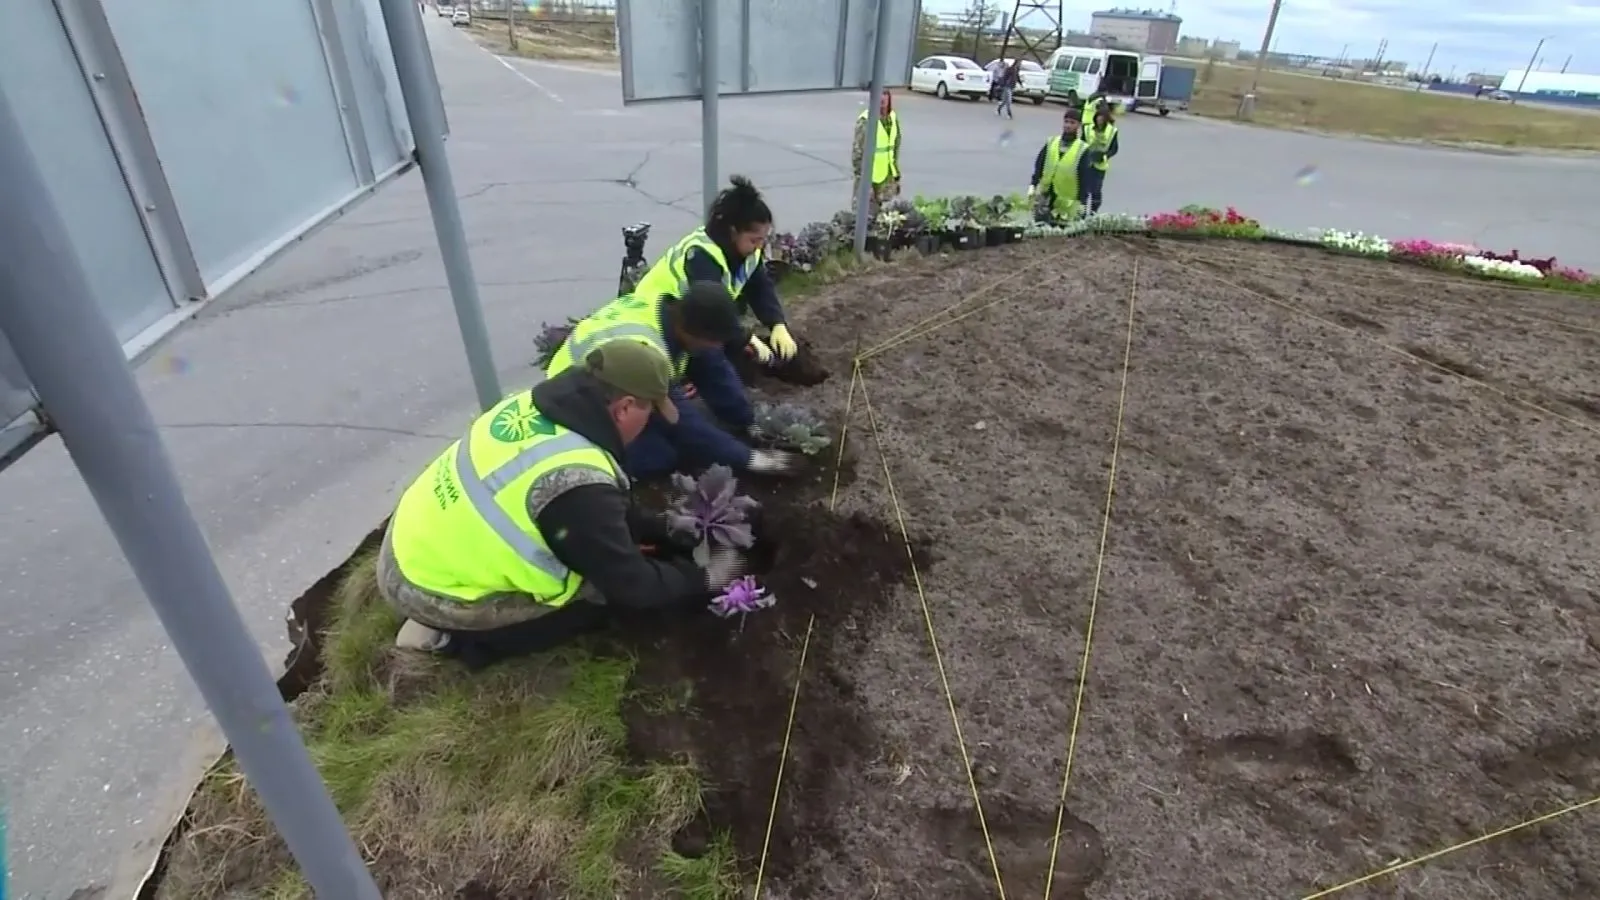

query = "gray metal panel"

[
  {"left": 97, "top": 0, "right": 365, "bottom": 287},
  {"left": 0, "top": 2, "right": 175, "bottom": 342},
  {"left": 618, "top": 0, "right": 920, "bottom": 103}
]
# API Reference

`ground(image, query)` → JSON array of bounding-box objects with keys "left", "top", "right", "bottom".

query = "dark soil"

[
  {"left": 731, "top": 335, "right": 832, "bottom": 390},
  {"left": 622, "top": 237, "right": 1600, "bottom": 898}
]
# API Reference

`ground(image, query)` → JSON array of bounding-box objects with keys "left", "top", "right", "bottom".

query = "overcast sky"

[{"left": 925, "top": 0, "right": 1600, "bottom": 76}]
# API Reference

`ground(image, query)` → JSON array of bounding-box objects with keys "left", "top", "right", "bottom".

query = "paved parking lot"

[{"left": 3, "top": 18, "right": 1597, "bottom": 899}]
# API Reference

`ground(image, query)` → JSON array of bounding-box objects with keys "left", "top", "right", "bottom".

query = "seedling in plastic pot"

[
  {"left": 668, "top": 464, "right": 759, "bottom": 549},
  {"left": 533, "top": 318, "right": 578, "bottom": 369},
  {"left": 750, "top": 401, "right": 831, "bottom": 455},
  {"left": 709, "top": 574, "right": 775, "bottom": 618}
]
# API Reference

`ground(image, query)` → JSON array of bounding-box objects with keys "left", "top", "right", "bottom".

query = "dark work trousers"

[
  {"left": 1081, "top": 167, "right": 1106, "bottom": 213},
  {"left": 447, "top": 549, "right": 699, "bottom": 671}
]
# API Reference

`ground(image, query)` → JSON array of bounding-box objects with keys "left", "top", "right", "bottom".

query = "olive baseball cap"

[{"left": 584, "top": 339, "right": 679, "bottom": 424}]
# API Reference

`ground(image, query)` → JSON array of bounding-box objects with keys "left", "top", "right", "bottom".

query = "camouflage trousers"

[{"left": 851, "top": 177, "right": 902, "bottom": 217}]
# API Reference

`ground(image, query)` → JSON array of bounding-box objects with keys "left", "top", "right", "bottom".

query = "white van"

[{"left": 1042, "top": 47, "right": 1143, "bottom": 109}]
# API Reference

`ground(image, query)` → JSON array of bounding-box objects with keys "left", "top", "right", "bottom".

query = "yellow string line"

[
  {"left": 856, "top": 256, "right": 1057, "bottom": 361},
  {"left": 751, "top": 361, "right": 859, "bottom": 896},
  {"left": 860, "top": 374, "right": 1008, "bottom": 899},
  {"left": 1152, "top": 249, "right": 1600, "bottom": 438},
  {"left": 1042, "top": 258, "right": 1140, "bottom": 900},
  {"left": 859, "top": 287, "right": 1034, "bottom": 363},
  {"left": 750, "top": 613, "right": 816, "bottom": 900},
  {"left": 828, "top": 361, "right": 862, "bottom": 512},
  {"left": 1180, "top": 249, "right": 1600, "bottom": 338},
  {"left": 1300, "top": 793, "right": 1600, "bottom": 899}
]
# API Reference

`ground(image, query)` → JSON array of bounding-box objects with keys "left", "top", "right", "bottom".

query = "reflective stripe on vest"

[
  {"left": 545, "top": 294, "right": 685, "bottom": 381},
  {"left": 452, "top": 428, "right": 599, "bottom": 581},
  {"left": 857, "top": 111, "right": 899, "bottom": 184},
  {"left": 633, "top": 228, "right": 762, "bottom": 308},
  {"left": 1085, "top": 123, "right": 1116, "bottom": 171}
]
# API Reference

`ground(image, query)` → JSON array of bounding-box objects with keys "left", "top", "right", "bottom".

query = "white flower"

[
  {"left": 1320, "top": 230, "right": 1392, "bottom": 256},
  {"left": 1461, "top": 255, "right": 1544, "bottom": 279}
]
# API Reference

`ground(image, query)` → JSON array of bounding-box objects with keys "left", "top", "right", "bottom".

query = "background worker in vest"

[
  {"left": 1080, "top": 101, "right": 1120, "bottom": 214},
  {"left": 670, "top": 176, "right": 799, "bottom": 367},
  {"left": 546, "top": 282, "right": 801, "bottom": 479},
  {"left": 1028, "top": 110, "right": 1094, "bottom": 223},
  {"left": 852, "top": 89, "right": 902, "bottom": 214},
  {"left": 381, "top": 340, "right": 750, "bottom": 669}
]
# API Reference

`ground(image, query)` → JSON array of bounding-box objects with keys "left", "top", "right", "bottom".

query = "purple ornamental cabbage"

[
  {"left": 668, "top": 464, "right": 759, "bottom": 548},
  {"left": 710, "top": 575, "right": 774, "bottom": 618}
]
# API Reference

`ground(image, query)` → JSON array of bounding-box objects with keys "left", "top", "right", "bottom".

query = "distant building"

[
  {"left": 1089, "top": 8, "right": 1181, "bottom": 53},
  {"left": 1175, "top": 36, "right": 1209, "bottom": 57},
  {"left": 1211, "top": 39, "right": 1241, "bottom": 60},
  {"left": 1464, "top": 72, "right": 1500, "bottom": 87}
]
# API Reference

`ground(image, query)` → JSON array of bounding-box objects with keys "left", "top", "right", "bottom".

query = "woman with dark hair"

[{"left": 629, "top": 175, "right": 799, "bottom": 367}]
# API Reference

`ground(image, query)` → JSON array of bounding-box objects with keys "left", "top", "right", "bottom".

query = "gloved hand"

[
  {"left": 704, "top": 546, "right": 748, "bottom": 591},
  {"left": 747, "top": 334, "right": 774, "bottom": 365},
  {"left": 747, "top": 448, "right": 802, "bottom": 476},
  {"left": 768, "top": 324, "right": 799, "bottom": 361},
  {"left": 1026, "top": 184, "right": 1036, "bottom": 197}
]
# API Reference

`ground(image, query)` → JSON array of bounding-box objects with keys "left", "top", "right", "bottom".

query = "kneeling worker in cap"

[
  {"left": 547, "top": 281, "right": 800, "bottom": 479},
  {"left": 379, "top": 340, "right": 748, "bottom": 668}
]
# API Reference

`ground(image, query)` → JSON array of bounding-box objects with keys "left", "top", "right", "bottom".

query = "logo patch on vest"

[{"left": 489, "top": 400, "right": 559, "bottom": 443}]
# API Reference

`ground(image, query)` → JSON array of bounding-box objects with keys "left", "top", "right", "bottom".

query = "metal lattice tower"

[{"left": 996, "top": 0, "right": 1065, "bottom": 66}]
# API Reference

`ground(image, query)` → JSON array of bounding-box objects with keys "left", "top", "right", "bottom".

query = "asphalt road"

[{"left": 4, "top": 19, "right": 1598, "bottom": 900}]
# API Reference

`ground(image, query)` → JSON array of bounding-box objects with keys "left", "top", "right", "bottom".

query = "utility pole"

[
  {"left": 1372, "top": 38, "right": 1386, "bottom": 72},
  {"left": 1417, "top": 41, "right": 1436, "bottom": 89},
  {"left": 1512, "top": 37, "right": 1547, "bottom": 104},
  {"left": 1561, "top": 54, "right": 1571, "bottom": 73},
  {"left": 1238, "top": 0, "right": 1283, "bottom": 120},
  {"left": 1337, "top": 42, "right": 1348, "bottom": 66},
  {"left": 507, "top": 0, "right": 518, "bottom": 50}
]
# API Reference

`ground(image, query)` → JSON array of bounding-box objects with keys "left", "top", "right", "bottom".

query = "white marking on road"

[
  {"left": 493, "top": 55, "right": 564, "bottom": 103},
  {"left": 516, "top": 59, "right": 621, "bottom": 77}
]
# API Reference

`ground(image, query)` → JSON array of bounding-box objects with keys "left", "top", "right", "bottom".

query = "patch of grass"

[
  {"left": 466, "top": 19, "right": 617, "bottom": 63},
  {"left": 157, "top": 548, "right": 730, "bottom": 899},
  {"left": 660, "top": 831, "right": 744, "bottom": 900},
  {"left": 1188, "top": 63, "right": 1600, "bottom": 151}
]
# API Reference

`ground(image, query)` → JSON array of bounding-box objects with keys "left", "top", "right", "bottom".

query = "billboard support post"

[
  {"left": 376, "top": 0, "right": 503, "bottom": 411},
  {"left": 700, "top": 0, "right": 720, "bottom": 217},
  {"left": 0, "top": 88, "right": 383, "bottom": 900},
  {"left": 851, "top": 0, "right": 893, "bottom": 257}
]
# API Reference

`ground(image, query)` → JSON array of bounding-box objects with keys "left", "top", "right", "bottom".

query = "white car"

[
  {"left": 985, "top": 58, "right": 1050, "bottom": 105},
  {"left": 910, "top": 55, "right": 991, "bottom": 101},
  {"left": 451, "top": 8, "right": 471, "bottom": 25}
]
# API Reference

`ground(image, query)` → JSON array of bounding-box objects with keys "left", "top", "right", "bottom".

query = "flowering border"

[{"left": 768, "top": 204, "right": 1599, "bottom": 298}]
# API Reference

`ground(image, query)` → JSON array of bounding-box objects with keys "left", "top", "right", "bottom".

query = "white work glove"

[
  {"left": 747, "top": 448, "right": 802, "bottom": 476},
  {"left": 1027, "top": 184, "right": 1036, "bottom": 197},
  {"left": 747, "top": 334, "right": 774, "bottom": 365},
  {"left": 704, "top": 546, "right": 748, "bottom": 591}
]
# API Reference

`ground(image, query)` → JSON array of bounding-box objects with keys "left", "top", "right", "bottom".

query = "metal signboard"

[
  {"left": 0, "top": 0, "right": 430, "bottom": 468},
  {"left": 617, "top": 0, "right": 920, "bottom": 103}
]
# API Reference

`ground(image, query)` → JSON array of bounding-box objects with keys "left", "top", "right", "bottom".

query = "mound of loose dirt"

[{"left": 622, "top": 237, "right": 1600, "bottom": 898}]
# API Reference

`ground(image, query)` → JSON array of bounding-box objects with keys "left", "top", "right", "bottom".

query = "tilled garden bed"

[{"left": 148, "top": 236, "right": 1600, "bottom": 899}]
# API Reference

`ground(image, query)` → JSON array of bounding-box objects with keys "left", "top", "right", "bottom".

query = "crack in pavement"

[{"left": 611, "top": 141, "right": 703, "bottom": 217}]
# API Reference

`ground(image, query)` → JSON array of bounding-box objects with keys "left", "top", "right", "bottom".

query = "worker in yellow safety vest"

[
  {"left": 1027, "top": 110, "right": 1093, "bottom": 223},
  {"left": 1080, "top": 101, "right": 1120, "bottom": 214},
  {"left": 545, "top": 281, "right": 801, "bottom": 480},
  {"left": 631, "top": 176, "right": 801, "bottom": 368},
  {"left": 852, "top": 89, "right": 902, "bottom": 214},
  {"left": 380, "top": 340, "right": 751, "bottom": 668}
]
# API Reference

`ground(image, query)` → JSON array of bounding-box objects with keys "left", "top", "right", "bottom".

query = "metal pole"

[
  {"left": 1417, "top": 42, "right": 1436, "bottom": 90},
  {"left": 852, "top": 0, "right": 893, "bottom": 257},
  {"left": 700, "top": 0, "right": 721, "bottom": 217},
  {"left": 377, "top": 0, "right": 503, "bottom": 411},
  {"left": 0, "top": 88, "right": 382, "bottom": 900},
  {"left": 1561, "top": 54, "right": 1571, "bottom": 74},
  {"left": 1237, "top": 0, "right": 1282, "bottom": 119},
  {"left": 1511, "top": 37, "right": 1545, "bottom": 105}
]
